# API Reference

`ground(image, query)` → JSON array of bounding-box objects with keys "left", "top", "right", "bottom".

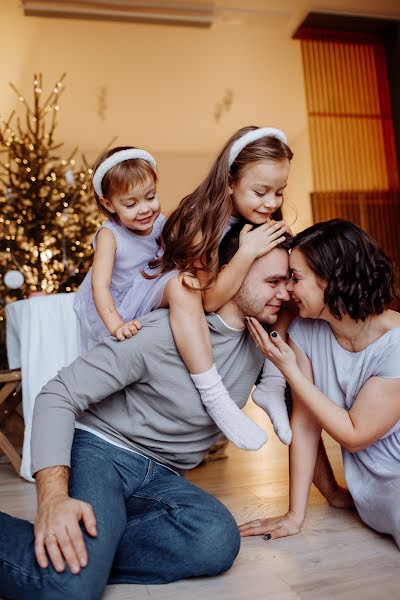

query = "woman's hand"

[
  {"left": 239, "top": 512, "right": 303, "bottom": 540},
  {"left": 246, "top": 317, "right": 298, "bottom": 379},
  {"left": 239, "top": 221, "right": 289, "bottom": 260},
  {"left": 113, "top": 319, "right": 142, "bottom": 341}
]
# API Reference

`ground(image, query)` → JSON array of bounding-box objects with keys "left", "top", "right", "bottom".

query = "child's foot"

[
  {"left": 204, "top": 395, "right": 268, "bottom": 451},
  {"left": 252, "top": 361, "right": 292, "bottom": 445},
  {"left": 191, "top": 366, "right": 267, "bottom": 451}
]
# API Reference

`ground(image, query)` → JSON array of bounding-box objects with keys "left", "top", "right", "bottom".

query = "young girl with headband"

[
  {"left": 135, "top": 125, "right": 294, "bottom": 450},
  {"left": 73, "top": 146, "right": 163, "bottom": 353}
]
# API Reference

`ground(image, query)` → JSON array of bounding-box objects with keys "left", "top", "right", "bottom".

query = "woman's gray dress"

[{"left": 288, "top": 318, "right": 400, "bottom": 549}]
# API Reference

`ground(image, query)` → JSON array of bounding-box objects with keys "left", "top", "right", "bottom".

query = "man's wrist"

[{"left": 36, "top": 466, "right": 70, "bottom": 507}]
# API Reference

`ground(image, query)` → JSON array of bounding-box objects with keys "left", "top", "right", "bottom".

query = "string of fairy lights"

[{"left": 0, "top": 74, "right": 103, "bottom": 308}]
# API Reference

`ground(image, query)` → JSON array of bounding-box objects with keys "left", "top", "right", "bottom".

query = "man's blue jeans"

[{"left": 0, "top": 430, "right": 240, "bottom": 600}]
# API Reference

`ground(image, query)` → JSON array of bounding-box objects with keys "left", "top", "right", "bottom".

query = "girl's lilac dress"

[
  {"left": 74, "top": 215, "right": 241, "bottom": 354},
  {"left": 74, "top": 216, "right": 166, "bottom": 354}
]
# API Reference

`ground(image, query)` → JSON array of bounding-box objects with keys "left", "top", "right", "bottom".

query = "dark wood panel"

[{"left": 311, "top": 191, "right": 400, "bottom": 309}]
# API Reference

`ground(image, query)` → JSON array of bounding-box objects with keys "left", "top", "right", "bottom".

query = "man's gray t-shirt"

[{"left": 31, "top": 310, "right": 264, "bottom": 475}]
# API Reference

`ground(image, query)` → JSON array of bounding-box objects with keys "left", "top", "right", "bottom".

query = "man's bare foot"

[{"left": 327, "top": 485, "right": 355, "bottom": 509}]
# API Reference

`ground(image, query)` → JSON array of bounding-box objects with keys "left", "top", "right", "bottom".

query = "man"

[
  {"left": 2, "top": 217, "right": 353, "bottom": 599},
  {"left": 0, "top": 223, "right": 291, "bottom": 599}
]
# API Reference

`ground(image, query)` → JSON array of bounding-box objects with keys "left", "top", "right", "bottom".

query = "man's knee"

[
  {"left": 41, "top": 571, "right": 106, "bottom": 600},
  {"left": 188, "top": 502, "right": 240, "bottom": 576}
]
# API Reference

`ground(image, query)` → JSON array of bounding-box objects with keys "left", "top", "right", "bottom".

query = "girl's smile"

[
  {"left": 101, "top": 177, "right": 161, "bottom": 236},
  {"left": 229, "top": 158, "right": 290, "bottom": 224}
]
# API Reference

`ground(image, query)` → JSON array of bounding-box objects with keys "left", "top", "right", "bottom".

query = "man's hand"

[
  {"left": 113, "top": 319, "right": 142, "bottom": 341},
  {"left": 34, "top": 466, "right": 97, "bottom": 574},
  {"left": 34, "top": 494, "right": 97, "bottom": 574}
]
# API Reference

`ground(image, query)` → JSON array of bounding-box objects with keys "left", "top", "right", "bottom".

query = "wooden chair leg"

[
  {"left": 0, "top": 430, "right": 21, "bottom": 475},
  {"left": 0, "top": 370, "right": 23, "bottom": 475}
]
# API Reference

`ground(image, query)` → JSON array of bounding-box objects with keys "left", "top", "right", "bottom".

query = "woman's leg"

[
  {"left": 312, "top": 438, "right": 354, "bottom": 509},
  {"left": 110, "top": 463, "right": 241, "bottom": 584},
  {"left": 163, "top": 274, "right": 266, "bottom": 451}
]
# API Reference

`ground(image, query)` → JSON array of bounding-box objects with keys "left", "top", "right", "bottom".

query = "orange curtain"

[{"left": 300, "top": 31, "right": 400, "bottom": 270}]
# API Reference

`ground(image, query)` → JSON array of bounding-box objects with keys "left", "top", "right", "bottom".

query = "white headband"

[
  {"left": 93, "top": 149, "right": 157, "bottom": 197},
  {"left": 228, "top": 127, "right": 287, "bottom": 168}
]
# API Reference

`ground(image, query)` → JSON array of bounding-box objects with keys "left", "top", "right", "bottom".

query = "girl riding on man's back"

[
  {"left": 74, "top": 127, "right": 294, "bottom": 450},
  {"left": 74, "top": 147, "right": 163, "bottom": 351}
]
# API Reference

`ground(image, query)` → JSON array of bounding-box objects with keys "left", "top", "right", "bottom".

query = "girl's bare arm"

[{"left": 91, "top": 228, "right": 124, "bottom": 336}]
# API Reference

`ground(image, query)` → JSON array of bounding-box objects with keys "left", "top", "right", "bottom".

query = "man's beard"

[
  {"left": 235, "top": 289, "right": 279, "bottom": 325},
  {"left": 252, "top": 310, "right": 278, "bottom": 326}
]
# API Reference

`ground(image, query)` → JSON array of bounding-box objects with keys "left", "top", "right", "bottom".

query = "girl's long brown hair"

[{"left": 148, "top": 126, "right": 293, "bottom": 288}]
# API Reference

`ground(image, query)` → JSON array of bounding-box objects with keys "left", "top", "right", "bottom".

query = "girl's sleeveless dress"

[
  {"left": 74, "top": 215, "right": 241, "bottom": 354},
  {"left": 74, "top": 216, "right": 165, "bottom": 354}
]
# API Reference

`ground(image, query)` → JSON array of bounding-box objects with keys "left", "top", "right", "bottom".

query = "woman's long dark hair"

[{"left": 147, "top": 126, "right": 293, "bottom": 289}]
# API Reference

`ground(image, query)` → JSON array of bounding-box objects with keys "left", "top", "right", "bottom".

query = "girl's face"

[
  {"left": 287, "top": 248, "right": 327, "bottom": 319},
  {"left": 229, "top": 158, "right": 290, "bottom": 224},
  {"left": 101, "top": 177, "right": 161, "bottom": 235}
]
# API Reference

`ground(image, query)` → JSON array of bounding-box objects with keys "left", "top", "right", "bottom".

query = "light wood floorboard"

[{"left": 1, "top": 401, "right": 399, "bottom": 599}]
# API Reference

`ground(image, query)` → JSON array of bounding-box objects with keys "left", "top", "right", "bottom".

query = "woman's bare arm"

[
  {"left": 246, "top": 320, "right": 400, "bottom": 452},
  {"left": 239, "top": 342, "right": 320, "bottom": 539}
]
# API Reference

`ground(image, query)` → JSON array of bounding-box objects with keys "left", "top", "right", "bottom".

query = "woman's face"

[{"left": 287, "top": 248, "right": 327, "bottom": 319}]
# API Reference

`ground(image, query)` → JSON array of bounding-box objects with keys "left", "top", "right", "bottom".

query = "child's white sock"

[
  {"left": 252, "top": 360, "right": 292, "bottom": 445},
  {"left": 190, "top": 364, "right": 267, "bottom": 451}
]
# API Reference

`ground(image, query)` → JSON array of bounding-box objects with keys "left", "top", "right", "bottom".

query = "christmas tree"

[{"left": 0, "top": 74, "right": 104, "bottom": 367}]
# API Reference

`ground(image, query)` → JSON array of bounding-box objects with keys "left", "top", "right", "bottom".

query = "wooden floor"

[{"left": 1, "top": 401, "right": 399, "bottom": 600}]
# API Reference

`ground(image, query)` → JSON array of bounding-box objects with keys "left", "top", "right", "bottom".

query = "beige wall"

[{"left": 1, "top": 0, "right": 314, "bottom": 232}]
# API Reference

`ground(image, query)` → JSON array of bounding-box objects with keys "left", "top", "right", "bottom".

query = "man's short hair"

[{"left": 218, "top": 221, "right": 292, "bottom": 268}]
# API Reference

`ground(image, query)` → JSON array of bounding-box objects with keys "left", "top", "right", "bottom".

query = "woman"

[{"left": 240, "top": 219, "right": 400, "bottom": 549}]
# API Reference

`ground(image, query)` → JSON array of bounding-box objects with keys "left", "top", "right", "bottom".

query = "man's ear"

[{"left": 99, "top": 197, "right": 116, "bottom": 214}]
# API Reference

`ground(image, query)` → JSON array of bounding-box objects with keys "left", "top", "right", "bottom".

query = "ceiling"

[{"left": 21, "top": 0, "right": 400, "bottom": 29}]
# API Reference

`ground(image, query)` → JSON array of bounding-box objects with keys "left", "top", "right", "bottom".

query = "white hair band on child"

[
  {"left": 93, "top": 149, "right": 157, "bottom": 197},
  {"left": 228, "top": 127, "right": 287, "bottom": 168}
]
